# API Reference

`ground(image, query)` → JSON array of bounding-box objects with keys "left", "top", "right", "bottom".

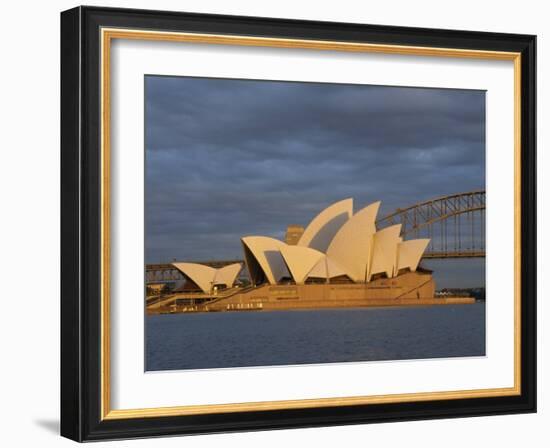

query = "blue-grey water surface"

[{"left": 146, "top": 303, "right": 485, "bottom": 371}]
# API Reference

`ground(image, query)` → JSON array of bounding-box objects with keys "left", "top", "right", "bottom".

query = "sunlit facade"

[
  {"left": 165, "top": 199, "right": 437, "bottom": 312},
  {"left": 242, "top": 199, "right": 429, "bottom": 286}
]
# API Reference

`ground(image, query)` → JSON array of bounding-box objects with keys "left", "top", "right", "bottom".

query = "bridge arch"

[{"left": 376, "top": 190, "right": 486, "bottom": 259}]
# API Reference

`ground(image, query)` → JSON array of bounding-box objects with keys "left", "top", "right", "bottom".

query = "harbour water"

[{"left": 146, "top": 303, "right": 485, "bottom": 371}]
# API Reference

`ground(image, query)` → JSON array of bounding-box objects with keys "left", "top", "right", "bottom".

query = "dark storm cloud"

[{"left": 145, "top": 76, "right": 485, "bottom": 287}]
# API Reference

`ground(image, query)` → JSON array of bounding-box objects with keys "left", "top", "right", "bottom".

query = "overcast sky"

[{"left": 145, "top": 76, "right": 485, "bottom": 288}]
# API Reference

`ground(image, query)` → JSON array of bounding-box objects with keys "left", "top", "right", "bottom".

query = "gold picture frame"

[{"left": 61, "top": 6, "right": 536, "bottom": 441}]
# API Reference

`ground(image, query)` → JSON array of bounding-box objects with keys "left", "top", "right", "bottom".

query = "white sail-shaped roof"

[
  {"left": 280, "top": 245, "right": 325, "bottom": 284},
  {"left": 172, "top": 262, "right": 243, "bottom": 293},
  {"left": 368, "top": 224, "right": 402, "bottom": 280},
  {"left": 297, "top": 198, "right": 353, "bottom": 252},
  {"left": 214, "top": 263, "right": 242, "bottom": 287},
  {"left": 326, "top": 201, "right": 380, "bottom": 282},
  {"left": 241, "top": 236, "right": 290, "bottom": 285},
  {"left": 172, "top": 262, "right": 217, "bottom": 294},
  {"left": 236, "top": 198, "right": 431, "bottom": 287},
  {"left": 397, "top": 239, "right": 430, "bottom": 273},
  {"left": 307, "top": 256, "right": 347, "bottom": 280}
]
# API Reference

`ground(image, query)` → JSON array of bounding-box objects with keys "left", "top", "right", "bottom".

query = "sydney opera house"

[{"left": 162, "top": 198, "right": 448, "bottom": 312}]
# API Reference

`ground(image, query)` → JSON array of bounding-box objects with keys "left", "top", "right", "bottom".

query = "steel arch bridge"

[{"left": 376, "top": 190, "right": 486, "bottom": 259}]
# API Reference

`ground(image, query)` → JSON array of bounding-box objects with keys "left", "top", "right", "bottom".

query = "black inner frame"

[{"left": 60, "top": 6, "right": 536, "bottom": 442}]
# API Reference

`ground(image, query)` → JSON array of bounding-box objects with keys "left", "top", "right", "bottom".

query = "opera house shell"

[
  {"left": 172, "top": 262, "right": 242, "bottom": 294},
  {"left": 168, "top": 199, "right": 437, "bottom": 312},
  {"left": 241, "top": 199, "right": 430, "bottom": 287}
]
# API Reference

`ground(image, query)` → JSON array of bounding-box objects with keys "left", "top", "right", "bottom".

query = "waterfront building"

[
  {"left": 155, "top": 199, "right": 447, "bottom": 313},
  {"left": 284, "top": 224, "right": 305, "bottom": 245}
]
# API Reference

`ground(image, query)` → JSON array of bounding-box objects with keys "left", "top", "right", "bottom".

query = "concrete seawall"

[
  {"left": 148, "top": 296, "right": 475, "bottom": 314},
  {"left": 147, "top": 270, "right": 476, "bottom": 314}
]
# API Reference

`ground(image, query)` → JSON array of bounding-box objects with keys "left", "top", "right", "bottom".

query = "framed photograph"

[{"left": 60, "top": 6, "right": 536, "bottom": 441}]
